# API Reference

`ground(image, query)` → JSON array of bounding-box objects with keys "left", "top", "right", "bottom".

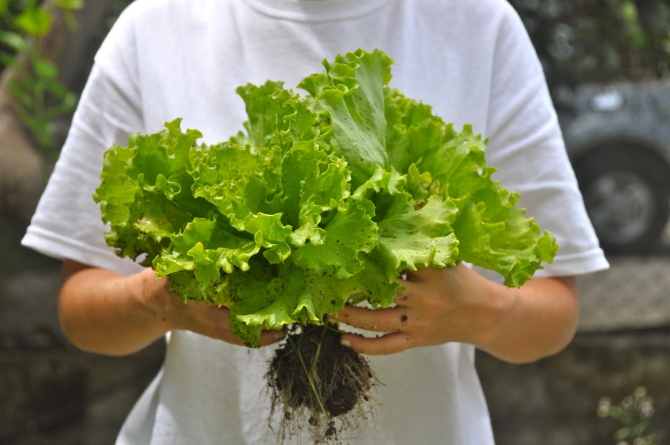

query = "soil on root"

[{"left": 266, "top": 325, "right": 379, "bottom": 444}]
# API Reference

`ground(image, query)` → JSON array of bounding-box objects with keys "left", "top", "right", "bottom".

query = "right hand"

[{"left": 135, "top": 267, "right": 285, "bottom": 347}]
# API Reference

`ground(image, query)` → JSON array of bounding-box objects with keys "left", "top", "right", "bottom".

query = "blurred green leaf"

[
  {"left": 0, "top": 30, "right": 28, "bottom": 51},
  {"left": 55, "top": 0, "right": 84, "bottom": 10},
  {"left": 621, "top": 1, "right": 639, "bottom": 24},
  {"left": 614, "top": 427, "right": 632, "bottom": 441},
  {"left": 45, "top": 92, "right": 77, "bottom": 118},
  {"left": 630, "top": 31, "right": 647, "bottom": 48},
  {"left": 63, "top": 9, "right": 77, "bottom": 30},
  {"left": 46, "top": 81, "right": 68, "bottom": 97},
  {"left": 15, "top": 7, "right": 52, "bottom": 37},
  {"left": 16, "top": 71, "right": 38, "bottom": 92},
  {"left": 16, "top": 103, "right": 54, "bottom": 147},
  {"left": 632, "top": 421, "right": 650, "bottom": 436},
  {"left": 33, "top": 57, "right": 58, "bottom": 79},
  {"left": 0, "top": 0, "right": 10, "bottom": 14},
  {"left": 0, "top": 51, "right": 15, "bottom": 66},
  {"left": 8, "top": 79, "right": 34, "bottom": 108}
]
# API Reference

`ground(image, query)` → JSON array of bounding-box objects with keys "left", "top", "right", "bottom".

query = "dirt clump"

[{"left": 266, "top": 324, "right": 378, "bottom": 444}]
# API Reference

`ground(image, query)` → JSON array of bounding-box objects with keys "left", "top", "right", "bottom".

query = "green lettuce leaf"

[
  {"left": 94, "top": 120, "right": 211, "bottom": 264},
  {"left": 291, "top": 202, "right": 378, "bottom": 279},
  {"left": 153, "top": 217, "right": 260, "bottom": 278},
  {"left": 96, "top": 48, "right": 558, "bottom": 347},
  {"left": 384, "top": 89, "right": 557, "bottom": 287},
  {"left": 227, "top": 260, "right": 358, "bottom": 347},
  {"left": 375, "top": 193, "right": 460, "bottom": 281},
  {"left": 300, "top": 49, "right": 393, "bottom": 188}
]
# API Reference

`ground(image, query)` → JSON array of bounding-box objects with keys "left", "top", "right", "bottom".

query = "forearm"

[
  {"left": 59, "top": 262, "right": 169, "bottom": 356},
  {"left": 477, "top": 274, "right": 579, "bottom": 364}
]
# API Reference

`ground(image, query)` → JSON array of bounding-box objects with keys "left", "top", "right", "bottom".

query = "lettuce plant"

[{"left": 94, "top": 48, "right": 557, "bottom": 348}]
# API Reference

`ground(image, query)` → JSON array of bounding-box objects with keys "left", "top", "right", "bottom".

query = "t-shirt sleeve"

[
  {"left": 480, "top": 2, "right": 608, "bottom": 279},
  {"left": 21, "top": 7, "right": 145, "bottom": 276}
]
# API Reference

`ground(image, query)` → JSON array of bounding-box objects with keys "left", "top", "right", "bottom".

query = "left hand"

[{"left": 335, "top": 264, "right": 516, "bottom": 355}]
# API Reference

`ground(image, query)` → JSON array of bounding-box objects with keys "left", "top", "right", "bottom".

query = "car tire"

[{"left": 572, "top": 141, "right": 670, "bottom": 254}]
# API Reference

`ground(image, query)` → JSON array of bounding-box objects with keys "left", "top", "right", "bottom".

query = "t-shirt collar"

[{"left": 242, "top": 0, "right": 391, "bottom": 22}]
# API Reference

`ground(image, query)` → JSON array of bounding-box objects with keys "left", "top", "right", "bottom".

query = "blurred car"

[{"left": 555, "top": 80, "right": 670, "bottom": 254}]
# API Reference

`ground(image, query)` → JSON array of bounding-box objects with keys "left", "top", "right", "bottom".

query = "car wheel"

[{"left": 573, "top": 142, "right": 670, "bottom": 254}]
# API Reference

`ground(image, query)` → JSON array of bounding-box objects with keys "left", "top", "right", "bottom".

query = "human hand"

[
  {"left": 136, "top": 268, "right": 285, "bottom": 347},
  {"left": 335, "top": 264, "right": 515, "bottom": 355}
]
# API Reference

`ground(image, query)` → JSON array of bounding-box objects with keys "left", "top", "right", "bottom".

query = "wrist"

[
  {"left": 127, "top": 268, "right": 175, "bottom": 332},
  {"left": 471, "top": 278, "right": 520, "bottom": 353},
  {"left": 473, "top": 276, "right": 579, "bottom": 363}
]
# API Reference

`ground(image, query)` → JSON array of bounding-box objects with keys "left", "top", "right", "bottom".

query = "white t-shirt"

[{"left": 22, "top": 0, "right": 609, "bottom": 443}]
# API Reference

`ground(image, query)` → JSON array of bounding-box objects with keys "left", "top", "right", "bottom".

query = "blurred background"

[{"left": 1, "top": 0, "right": 669, "bottom": 444}]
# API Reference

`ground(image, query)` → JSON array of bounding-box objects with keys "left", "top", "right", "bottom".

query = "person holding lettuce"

[{"left": 22, "top": 0, "right": 608, "bottom": 443}]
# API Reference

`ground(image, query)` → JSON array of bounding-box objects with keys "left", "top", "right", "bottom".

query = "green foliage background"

[
  {"left": 0, "top": 0, "right": 132, "bottom": 153},
  {"left": 0, "top": 0, "right": 84, "bottom": 151},
  {"left": 509, "top": 0, "right": 670, "bottom": 88}
]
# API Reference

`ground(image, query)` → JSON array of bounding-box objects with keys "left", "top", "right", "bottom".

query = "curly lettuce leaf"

[
  {"left": 227, "top": 261, "right": 356, "bottom": 347},
  {"left": 94, "top": 120, "right": 211, "bottom": 264},
  {"left": 291, "top": 202, "right": 378, "bottom": 279},
  {"left": 281, "top": 141, "right": 350, "bottom": 240},
  {"left": 153, "top": 217, "right": 260, "bottom": 278},
  {"left": 385, "top": 89, "right": 557, "bottom": 287},
  {"left": 376, "top": 193, "right": 460, "bottom": 280},
  {"left": 300, "top": 48, "right": 393, "bottom": 188},
  {"left": 96, "top": 48, "right": 558, "bottom": 347}
]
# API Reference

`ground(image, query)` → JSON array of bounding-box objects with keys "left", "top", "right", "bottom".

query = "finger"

[
  {"left": 405, "top": 266, "right": 443, "bottom": 281},
  {"left": 202, "top": 326, "right": 284, "bottom": 347},
  {"left": 393, "top": 279, "right": 420, "bottom": 306},
  {"left": 192, "top": 303, "right": 233, "bottom": 330},
  {"left": 340, "top": 332, "right": 415, "bottom": 355},
  {"left": 258, "top": 329, "right": 286, "bottom": 346},
  {"left": 336, "top": 305, "right": 409, "bottom": 333},
  {"left": 192, "top": 324, "right": 246, "bottom": 346},
  {"left": 170, "top": 297, "right": 231, "bottom": 319}
]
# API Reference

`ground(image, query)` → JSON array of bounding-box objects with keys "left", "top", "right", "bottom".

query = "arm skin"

[
  {"left": 59, "top": 259, "right": 284, "bottom": 356},
  {"left": 336, "top": 264, "right": 578, "bottom": 364}
]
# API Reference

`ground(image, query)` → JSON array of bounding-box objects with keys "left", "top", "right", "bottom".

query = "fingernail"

[
  {"left": 341, "top": 339, "right": 352, "bottom": 348},
  {"left": 274, "top": 332, "right": 285, "bottom": 340}
]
